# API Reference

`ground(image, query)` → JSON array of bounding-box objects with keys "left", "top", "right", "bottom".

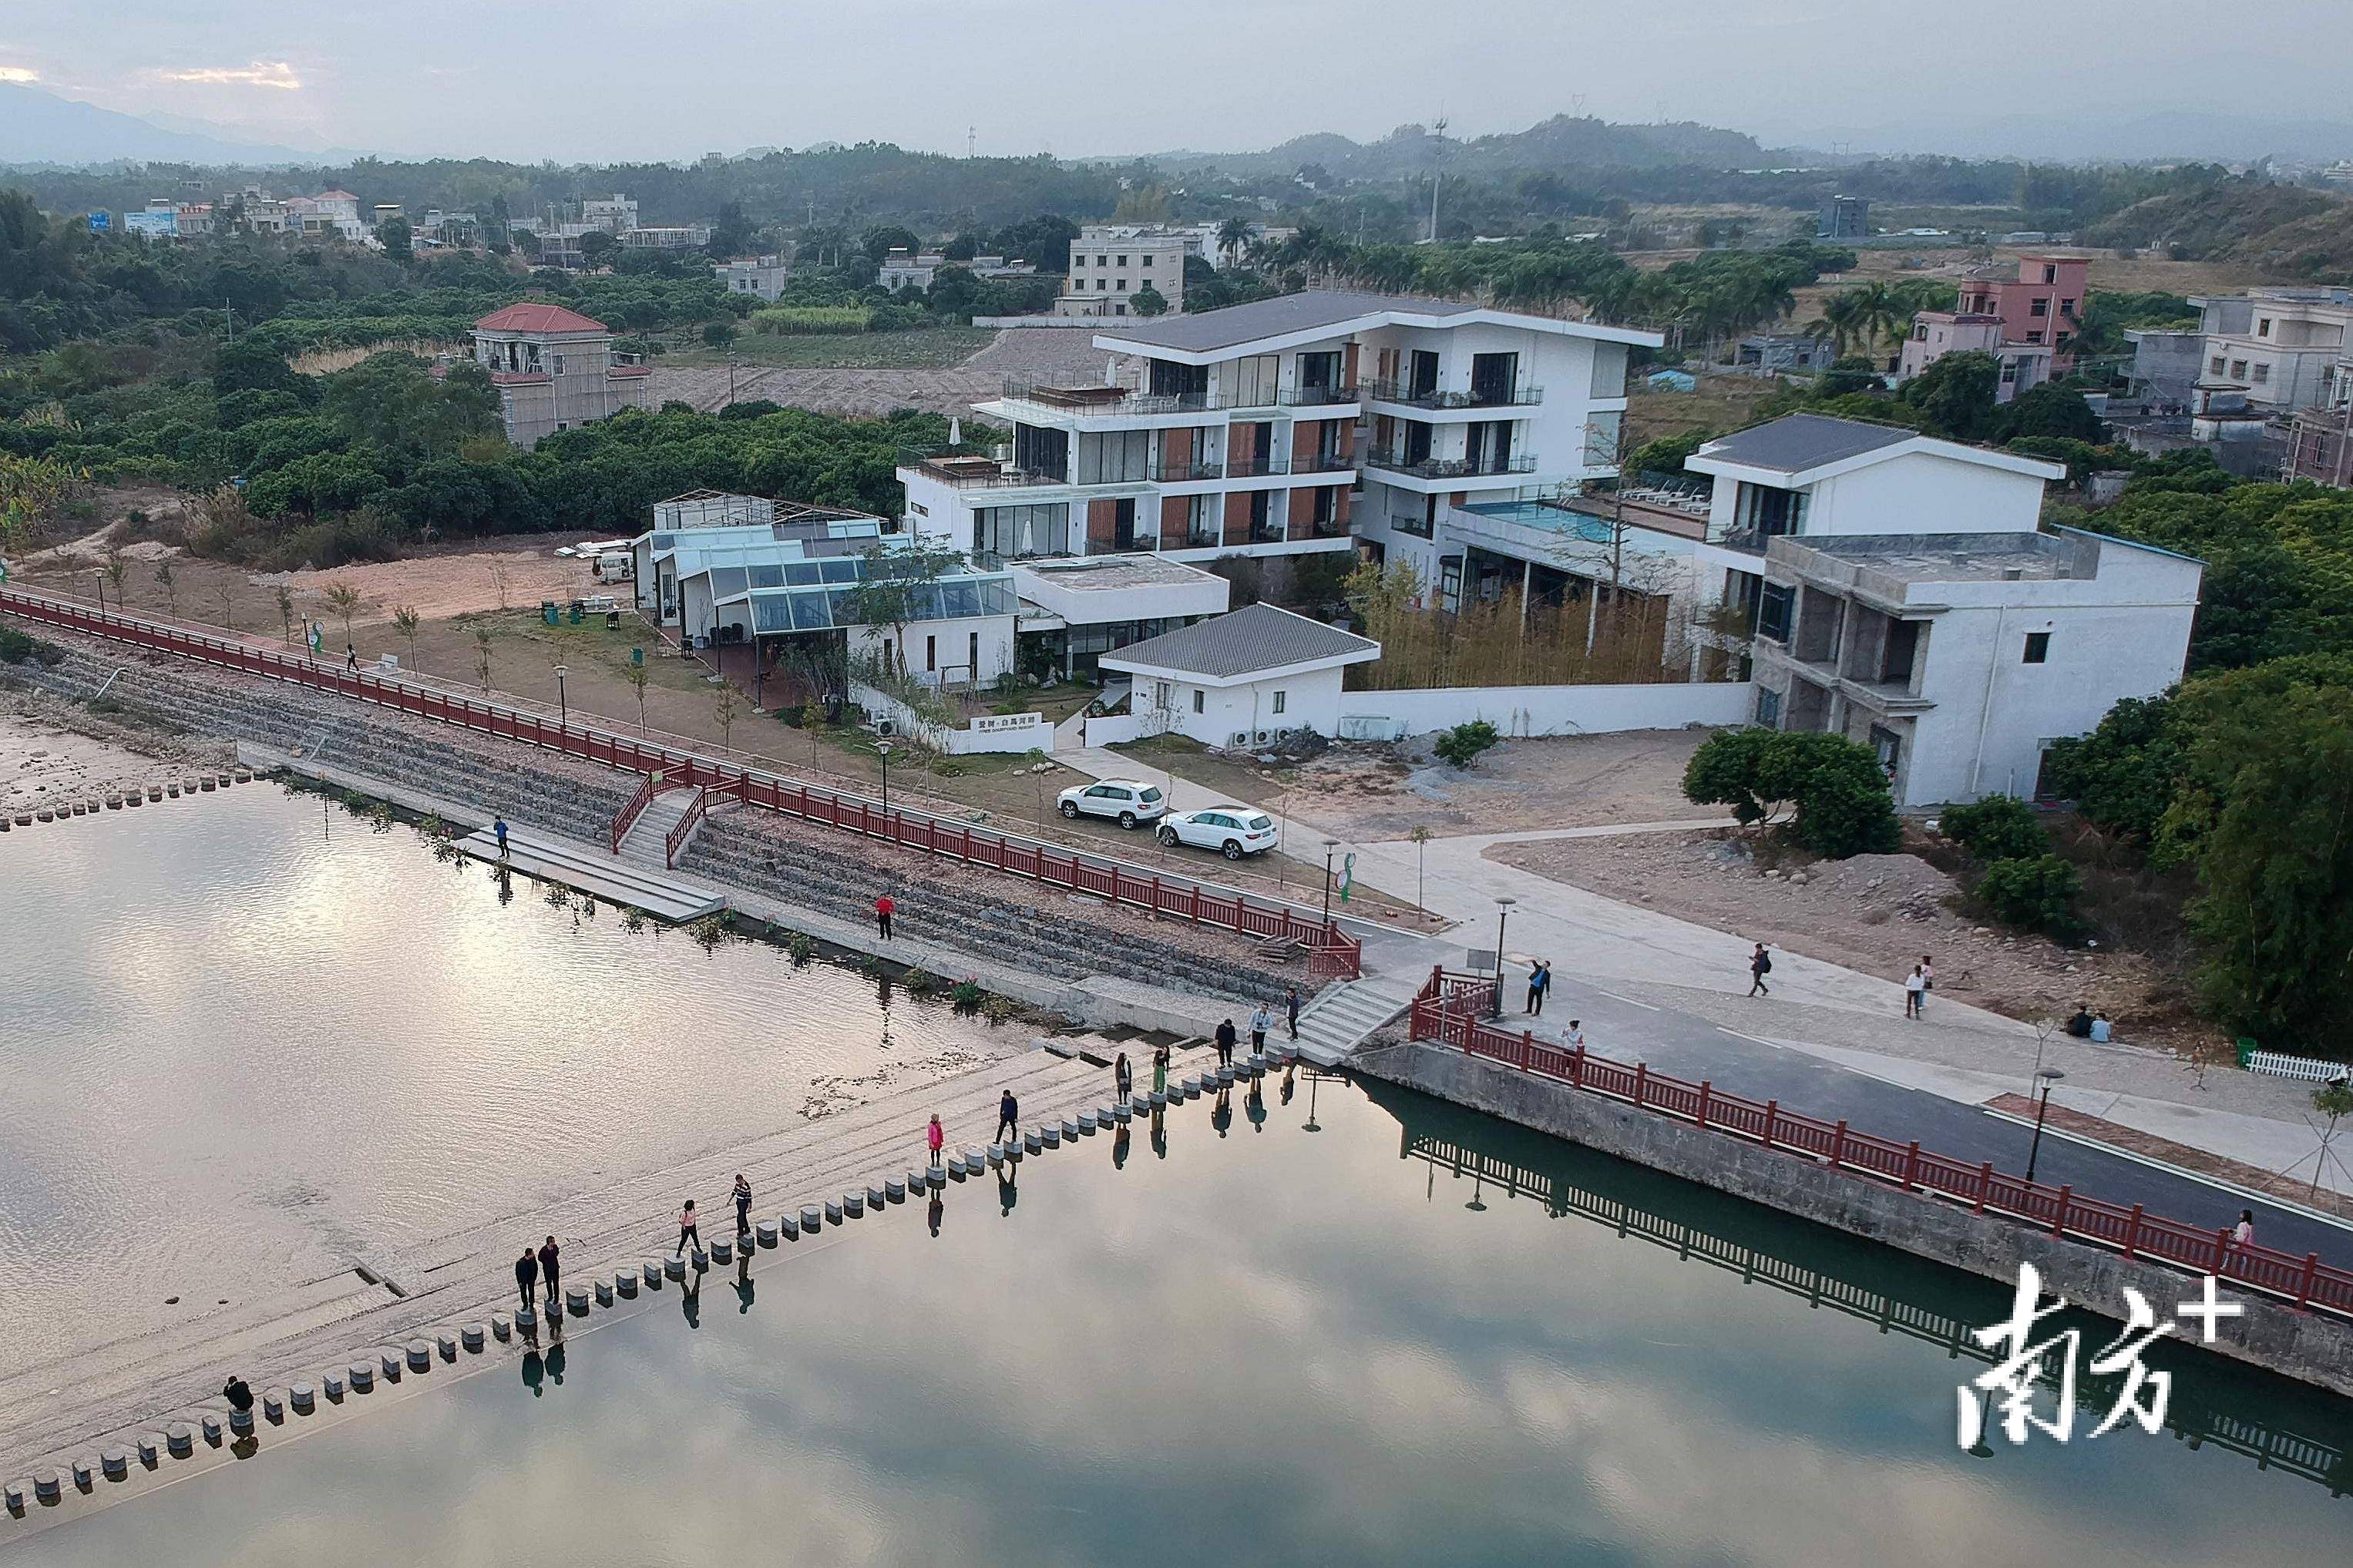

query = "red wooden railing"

[
  {"left": 2, "top": 587, "right": 1360, "bottom": 978},
  {"left": 664, "top": 786, "right": 707, "bottom": 869},
  {"left": 1407, "top": 966, "right": 2353, "bottom": 1321},
  {"left": 610, "top": 771, "right": 661, "bottom": 853}
]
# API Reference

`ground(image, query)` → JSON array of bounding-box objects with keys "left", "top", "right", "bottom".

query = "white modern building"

[
  {"left": 2191, "top": 287, "right": 2353, "bottom": 412},
  {"left": 899, "top": 290, "right": 1660, "bottom": 603},
  {"left": 715, "top": 255, "right": 791, "bottom": 301},
  {"left": 1054, "top": 226, "right": 1190, "bottom": 317},
  {"left": 1102, "top": 603, "right": 1381, "bottom": 747}
]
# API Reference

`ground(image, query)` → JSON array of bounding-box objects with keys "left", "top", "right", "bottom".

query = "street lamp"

[
  {"left": 1320, "top": 838, "right": 1340, "bottom": 928},
  {"left": 553, "top": 663, "right": 568, "bottom": 727},
  {"left": 876, "top": 740, "right": 893, "bottom": 823},
  {"left": 2024, "top": 1068, "right": 2066, "bottom": 1184},
  {"left": 1491, "top": 895, "right": 1516, "bottom": 1019}
]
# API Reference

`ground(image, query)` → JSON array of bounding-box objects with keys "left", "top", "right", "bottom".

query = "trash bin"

[
  {"left": 2237, "top": 1036, "right": 2259, "bottom": 1068},
  {"left": 540, "top": 601, "right": 559, "bottom": 626},
  {"left": 630, "top": 646, "right": 644, "bottom": 666},
  {"left": 570, "top": 604, "right": 586, "bottom": 625}
]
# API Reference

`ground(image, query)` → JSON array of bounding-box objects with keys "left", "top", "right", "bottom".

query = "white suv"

[
  {"left": 1055, "top": 779, "right": 1168, "bottom": 829},
  {"left": 1158, "top": 805, "right": 1280, "bottom": 860}
]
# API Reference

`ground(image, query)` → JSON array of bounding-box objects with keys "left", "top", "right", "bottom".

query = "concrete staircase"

[
  {"left": 455, "top": 824, "right": 728, "bottom": 925},
  {"left": 1289, "top": 969, "right": 1424, "bottom": 1066},
  {"left": 616, "top": 786, "right": 704, "bottom": 871}
]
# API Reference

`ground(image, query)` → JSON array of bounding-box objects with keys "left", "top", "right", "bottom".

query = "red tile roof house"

[{"left": 470, "top": 303, "right": 654, "bottom": 448}]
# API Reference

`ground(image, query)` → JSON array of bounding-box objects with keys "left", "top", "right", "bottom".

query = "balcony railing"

[
  {"left": 1363, "top": 377, "right": 1545, "bottom": 409},
  {"left": 1282, "top": 381, "right": 1361, "bottom": 408},
  {"left": 996, "top": 378, "right": 1360, "bottom": 417},
  {"left": 1149, "top": 458, "right": 1224, "bottom": 482},
  {"left": 1249, "top": 522, "right": 1286, "bottom": 545},
  {"left": 1180, "top": 531, "right": 1222, "bottom": 550},
  {"left": 1294, "top": 451, "right": 1356, "bottom": 475},
  {"left": 1227, "top": 454, "right": 1291, "bottom": 478},
  {"left": 1362, "top": 450, "right": 1540, "bottom": 481}
]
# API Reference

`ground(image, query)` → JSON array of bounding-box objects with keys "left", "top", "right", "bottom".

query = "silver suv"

[{"left": 1054, "top": 779, "right": 1168, "bottom": 829}]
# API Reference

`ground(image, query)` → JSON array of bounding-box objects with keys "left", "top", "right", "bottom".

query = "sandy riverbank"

[{"left": 1, "top": 695, "right": 236, "bottom": 814}]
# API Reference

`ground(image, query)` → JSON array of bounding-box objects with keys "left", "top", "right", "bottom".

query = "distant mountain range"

[
  {"left": 1761, "top": 110, "right": 2353, "bottom": 166},
  {"left": 0, "top": 82, "right": 352, "bottom": 169},
  {"left": 1110, "top": 116, "right": 1775, "bottom": 177}
]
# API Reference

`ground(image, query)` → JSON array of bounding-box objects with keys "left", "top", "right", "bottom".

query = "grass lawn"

[
  {"left": 668, "top": 326, "right": 997, "bottom": 371},
  {"left": 1625, "top": 377, "right": 1787, "bottom": 446}
]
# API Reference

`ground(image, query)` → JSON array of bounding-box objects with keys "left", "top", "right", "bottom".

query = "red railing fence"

[
  {"left": 2, "top": 587, "right": 1360, "bottom": 978},
  {"left": 664, "top": 786, "right": 707, "bottom": 869},
  {"left": 610, "top": 770, "right": 661, "bottom": 853},
  {"left": 1407, "top": 966, "right": 2353, "bottom": 1321}
]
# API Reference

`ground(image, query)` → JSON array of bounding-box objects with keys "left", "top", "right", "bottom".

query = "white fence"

[
  {"left": 1336, "top": 681, "right": 1753, "bottom": 740},
  {"left": 852, "top": 683, "right": 1050, "bottom": 755},
  {"left": 2248, "top": 1049, "right": 2353, "bottom": 1085}
]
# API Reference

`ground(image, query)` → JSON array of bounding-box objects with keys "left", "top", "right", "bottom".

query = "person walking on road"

[
  {"left": 926, "top": 1113, "right": 945, "bottom": 1167},
  {"left": 2234, "top": 1210, "right": 2256, "bottom": 1250},
  {"left": 345, "top": 643, "right": 359, "bottom": 674},
  {"left": 1920, "top": 955, "right": 1935, "bottom": 1001},
  {"left": 1115, "top": 1052, "right": 1133, "bottom": 1100},
  {"left": 1285, "top": 985, "right": 1301, "bottom": 1042},
  {"left": 675, "top": 1200, "right": 701, "bottom": 1257},
  {"left": 996, "top": 1090, "right": 1019, "bottom": 1143},
  {"left": 1747, "top": 942, "right": 1772, "bottom": 998},
  {"left": 732, "top": 1174, "right": 752, "bottom": 1236},
  {"left": 1904, "top": 964, "right": 1927, "bottom": 1019},
  {"left": 537, "top": 1236, "right": 560, "bottom": 1308},
  {"left": 1249, "top": 1004, "right": 1271, "bottom": 1056},
  {"left": 514, "top": 1246, "right": 538, "bottom": 1311},
  {"left": 1215, "top": 1018, "right": 1237, "bottom": 1067},
  {"left": 875, "top": 894, "right": 895, "bottom": 940}
]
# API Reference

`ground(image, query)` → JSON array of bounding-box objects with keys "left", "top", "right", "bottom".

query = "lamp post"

[
  {"left": 1492, "top": 896, "right": 1516, "bottom": 1019},
  {"left": 2024, "top": 1067, "right": 2065, "bottom": 1184},
  {"left": 1320, "top": 838, "right": 1340, "bottom": 929},
  {"left": 876, "top": 740, "right": 893, "bottom": 823},
  {"left": 553, "top": 663, "right": 568, "bottom": 727}
]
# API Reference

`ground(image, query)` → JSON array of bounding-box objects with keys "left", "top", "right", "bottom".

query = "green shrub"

[
  {"left": 0, "top": 625, "right": 66, "bottom": 666},
  {"left": 1975, "top": 855, "right": 2083, "bottom": 935},
  {"left": 1433, "top": 720, "right": 1501, "bottom": 768},
  {"left": 949, "top": 978, "right": 986, "bottom": 1012},
  {"left": 1682, "top": 728, "right": 1900, "bottom": 859},
  {"left": 1939, "top": 794, "right": 2049, "bottom": 863},
  {"left": 904, "top": 968, "right": 941, "bottom": 995}
]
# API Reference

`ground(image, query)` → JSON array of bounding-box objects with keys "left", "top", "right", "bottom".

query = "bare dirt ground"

[
  {"left": 1489, "top": 826, "right": 2203, "bottom": 1046},
  {"left": 1282, "top": 729, "right": 1726, "bottom": 842},
  {"left": 0, "top": 695, "right": 235, "bottom": 812},
  {"left": 649, "top": 326, "right": 1110, "bottom": 416}
]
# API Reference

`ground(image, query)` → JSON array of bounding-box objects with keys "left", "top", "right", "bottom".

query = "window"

[
  {"left": 1096, "top": 254, "right": 1107, "bottom": 266},
  {"left": 2258, "top": 317, "right": 2273, "bottom": 337},
  {"left": 551, "top": 354, "right": 566, "bottom": 375},
  {"left": 1272, "top": 690, "right": 1286, "bottom": 715},
  {"left": 2025, "top": 330, "right": 2043, "bottom": 344},
  {"left": 2231, "top": 359, "right": 2249, "bottom": 379},
  {"left": 1755, "top": 687, "right": 1783, "bottom": 728},
  {"left": 968, "top": 631, "right": 979, "bottom": 679},
  {"left": 2029, "top": 298, "right": 2049, "bottom": 317},
  {"left": 1117, "top": 254, "right": 1128, "bottom": 267},
  {"left": 2210, "top": 354, "right": 2227, "bottom": 374},
  {"left": 1096, "top": 277, "right": 1108, "bottom": 290},
  {"left": 2042, "top": 264, "right": 2057, "bottom": 284},
  {"left": 1073, "top": 254, "right": 1085, "bottom": 267},
  {"left": 2060, "top": 298, "right": 2078, "bottom": 317},
  {"left": 2252, "top": 363, "right": 2271, "bottom": 384},
  {"left": 925, "top": 635, "right": 936, "bottom": 673},
  {"left": 1191, "top": 689, "right": 1204, "bottom": 714},
  {"left": 1756, "top": 583, "right": 1795, "bottom": 643},
  {"left": 2022, "top": 631, "right": 2050, "bottom": 664},
  {"left": 1116, "top": 279, "right": 1127, "bottom": 291},
  {"left": 1999, "top": 361, "right": 2019, "bottom": 385}
]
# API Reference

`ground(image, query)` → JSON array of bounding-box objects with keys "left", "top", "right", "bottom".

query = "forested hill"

[
  {"left": 1134, "top": 116, "right": 1771, "bottom": 178},
  {"left": 2086, "top": 179, "right": 2353, "bottom": 284}
]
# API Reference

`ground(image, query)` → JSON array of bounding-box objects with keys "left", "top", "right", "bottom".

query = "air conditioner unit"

[
  {"left": 1230, "top": 731, "right": 1252, "bottom": 747},
  {"left": 875, "top": 718, "right": 896, "bottom": 737},
  {"left": 1252, "top": 729, "right": 1272, "bottom": 745}
]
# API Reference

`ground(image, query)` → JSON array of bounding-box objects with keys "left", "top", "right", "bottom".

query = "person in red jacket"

[{"left": 875, "top": 894, "right": 895, "bottom": 939}]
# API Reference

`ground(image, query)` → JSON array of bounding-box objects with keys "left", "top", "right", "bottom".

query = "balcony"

[
  {"left": 1363, "top": 377, "right": 1544, "bottom": 409},
  {"left": 1249, "top": 522, "right": 1286, "bottom": 545},
  {"left": 996, "top": 378, "right": 1360, "bottom": 418},
  {"left": 1149, "top": 458, "right": 1225, "bottom": 482},
  {"left": 1281, "top": 381, "right": 1360, "bottom": 408},
  {"left": 1362, "top": 449, "right": 1539, "bottom": 482},
  {"left": 1227, "top": 454, "right": 1292, "bottom": 478},
  {"left": 1294, "top": 451, "right": 1356, "bottom": 476},
  {"left": 1179, "top": 531, "right": 1222, "bottom": 550},
  {"left": 1310, "top": 515, "right": 1352, "bottom": 539}
]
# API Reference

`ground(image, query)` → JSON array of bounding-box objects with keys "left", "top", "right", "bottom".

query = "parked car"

[
  {"left": 1158, "top": 804, "right": 1280, "bottom": 860},
  {"left": 1056, "top": 779, "right": 1168, "bottom": 829}
]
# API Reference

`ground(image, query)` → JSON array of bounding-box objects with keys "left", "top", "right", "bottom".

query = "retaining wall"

[
  {"left": 1360, "top": 1041, "right": 2353, "bottom": 1398},
  {"left": 1336, "top": 680, "right": 1750, "bottom": 740}
]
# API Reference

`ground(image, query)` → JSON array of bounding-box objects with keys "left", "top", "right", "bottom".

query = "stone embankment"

[{"left": 3, "top": 637, "right": 1300, "bottom": 1002}]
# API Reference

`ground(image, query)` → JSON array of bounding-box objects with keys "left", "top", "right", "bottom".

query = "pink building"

[
  {"left": 1954, "top": 253, "right": 2089, "bottom": 373},
  {"left": 1898, "top": 311, "right": 2055, "bottom": 403}
]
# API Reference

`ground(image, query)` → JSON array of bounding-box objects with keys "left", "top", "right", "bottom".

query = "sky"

[{"left": 2, "top": 0, "right": 2348, "bottom": 163}]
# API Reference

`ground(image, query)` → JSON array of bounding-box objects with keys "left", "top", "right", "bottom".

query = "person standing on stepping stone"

[
  {"left": 514, "top": 1246, "right": 538, "bottom": 1311},
  {"left": 1152, "top": 1043, "right": 1170, "bottom": 1096},
  {"left": 1115, "top": 1052, "right": 1133, "bottom": 1100},
  {"left": 222, "top": 1376, "right": 254, "bottom": 1415},
  {"left": 1215, "top": 1018, "right": 1237, "bottom": 1066},
  {"left": 732, "top": 1174, "right": 752, "bottom": 1235},
  {"left": 926, "top": 1113, "right": 945, "bottom": 1166},
  {"left": 875, "top": 893, "right": 895, "bottom": 940},
  {"left": 537, "top": 1236, "right": 560, "bottom": 1308},
  {"left": 675, "top": 1200, "right": 701, "bottom": 1257},
  {"left": 996, "top": 1090, "right": 1018, "bottom": 1144},
  {"left": 1286, "top": 985, "right": 1301, "bottom": 1042}
]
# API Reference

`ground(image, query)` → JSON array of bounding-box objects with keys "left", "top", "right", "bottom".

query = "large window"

[
  {"left": 1075, "top": 428, "right": 1151, "bottom": 485},
  {"left": 974, "top": 503, "right": 1070, "bottom": 559},
  {"left": 1226, "top": 354, "right": 1279, "bottom": 407},
  {"left": 1013, "top": 423, "right": 1068, "bottom": 482},
  {"left": 1737, "top": 484, "right": 1807, "bottom": 541}
]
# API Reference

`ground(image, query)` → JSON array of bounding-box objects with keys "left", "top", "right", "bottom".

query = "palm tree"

[{"left": 1215, "top": 217, "right": 1255, "bottom": 269}]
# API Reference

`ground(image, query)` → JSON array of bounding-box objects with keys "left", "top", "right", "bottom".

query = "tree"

[
  {"left": 714, "top": 681, "right": 740, "bottom": 752},
  {"left": 1434, "top": 720, "right": 1501, "bottom": 768},
  {"left": 1974, "top": 855, "right": 2082, "bottom": 936},
  {"left": 392, "top": 604, "right": 421, "bottom": 668},
  {"left": 577, "top": 230, "right": 618, "bottom": 270},
  {"left": 1898, "top": 350, "right": 2000, "bottom": 441},
  {"left": 702, "top": 320, "right": 738, "bottom": 348},
  {"left": 707, "top": 200, "right": 755, "bottom": 259},
  {"left": 839, "top": 543, "right": 961, "bottom": 675},
  {"left": 153, "top": 561, "right": 177, "bottom": 617},
  {"left": 940, "top": 232, "right": 981, "bottom": 262},
  {"left": 1939, "top": 794, "right": 2050, "bottom": 863},
  {"left": 103, "top": 546, "right": 130, "bottom": 608},
  {"left": 2038, "top": 693, "right": 2185, "bottom": 848},
  {"left": 378, "top": 217, "right": 412, "bottom": 265},
  {"left": 275, "top": 583, "right": 294, "bottom": 643},
  {"left": 1992, "top": 383, "right": 2105, "bottom": 444},
  {"left": 860, "top": 224, "right": 920, "bottom": 263},
  {"left": 625, "top": 660, "right": 651, "bottom": 730},
  {"left": 1682, "top": 728, "right": 1901, "bottom": 858},
  {"left": 324, "top": 581, "right": 361, "bottom": 646},
  {"left": 1130, "top": 284, "right": 1168, "bottom": 317},
  {"left": 473, "top": 626, "right": 495, "bottom": 693},
  {"left": 1215, "top": 217, "right": 1255, "bottom": 267}
]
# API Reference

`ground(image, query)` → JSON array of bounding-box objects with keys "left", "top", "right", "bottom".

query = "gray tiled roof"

[
  {"left": 1698, "top": 414, "right": 1915, "bottom": 473},
  {"left": 1100, "top": 603, "right": 1378, "bottom": 679},
  {"left": 1114, "top": 290, "right": 1477, "bottom": 353}
]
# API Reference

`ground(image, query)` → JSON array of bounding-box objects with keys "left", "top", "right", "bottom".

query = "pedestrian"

[
  {"left": 1564, "top": 1019, "right": 1585, "bottom": 1051},
  {"left": 1748, "top": 942, "right": 1772, "bottom": 997},
  {"left": 1285, "top": 985, "right": 1301, "bottom": 1042},
  {"left": 2234, "top": 1209, "right": 2256, "bottom": 1250},
  {"left": 1526, "top": 960, "right": 1543, "bottom": 1015},
  {"left": 1152, "top": 1043, "right": 1170, "bottom": 1096},
  {"left": 1249, "top": 1003, "right": 1271, "bottom": 1055},
  {"left": 1904, "top": 964, "right": 1926, "bottom": 1019},
  {"left": 996, "top": 1089, "right": 1018, "bottom": 1144},
  {"left": 1920, "top": 955, "right": 1935, "bottom": 999},
  {"left": 514, "top": 1246, "right": 538, "bottom": 1311},
  {"left": 1215, "top": 1017, "right": 1237, "bottom": 1066},
  {"left": 345, "top": 643, "right": 359, "bottom": 673},
  {"left": 1115, "top": 1051, "right": 1133, "bottom": 1100},
  {"left": 875, "top": 893, "right": 895, "bottom": 940},
  {"left": 493, "top": 814, "right": 509, "bottom": 859},
  {"left": 222, "top": 1375, "right": 254, "bottom": 1415},
  {"left": 732, "top": 1173, "right": 752, "bottom": 1236},
  {"left": 675, "top": 1199, "right": 700, "bottom": 1257},
  {"left": 926, "top": 1113, "right": 945, "bottom": 1167},
  {"left": 537, "top": 1235, "right": 560, "bottom": 1305}
]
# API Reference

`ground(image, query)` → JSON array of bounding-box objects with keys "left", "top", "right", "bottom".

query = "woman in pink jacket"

[{"left": 926, "top": 1113, "right": 945, "bottom": 1165}]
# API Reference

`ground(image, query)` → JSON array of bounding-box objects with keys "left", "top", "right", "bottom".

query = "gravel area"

[{"left": 650, "top": 326, "right": 1111, "bottom": 417}]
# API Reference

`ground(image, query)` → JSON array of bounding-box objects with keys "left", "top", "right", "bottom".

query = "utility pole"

[{"left": 967, "top": 125, "right": 976, "bottom": 159}]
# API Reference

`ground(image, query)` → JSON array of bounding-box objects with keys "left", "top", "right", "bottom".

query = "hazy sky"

[{"left": 3, "top": 0, "right": 2345, "bottom": 162}]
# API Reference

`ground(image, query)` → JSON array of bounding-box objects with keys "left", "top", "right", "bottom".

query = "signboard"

[{"left": 87, "top": 210, "right": 110, "bottom": 232}]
